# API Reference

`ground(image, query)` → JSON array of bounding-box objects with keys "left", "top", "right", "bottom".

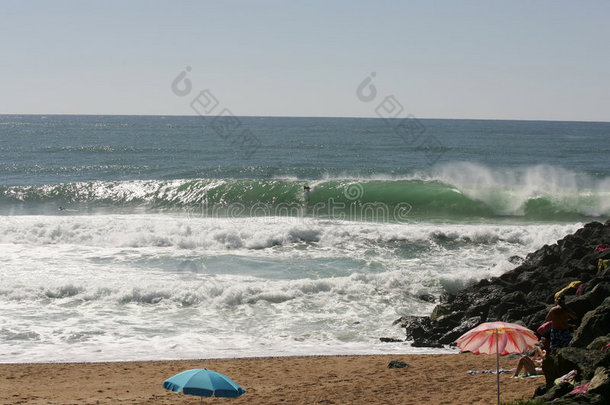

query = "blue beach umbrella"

[{"left": 163, "top": 368, "right": 246, "bottom": 401}]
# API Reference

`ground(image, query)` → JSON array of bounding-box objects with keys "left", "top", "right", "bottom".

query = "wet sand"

[{"left": 0, "top": 354, "right": 543, "bottom": 404}]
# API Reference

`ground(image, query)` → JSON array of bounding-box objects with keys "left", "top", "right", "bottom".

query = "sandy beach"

[{"left": 0, "top": 354, "right": 543, "bottom": 404}]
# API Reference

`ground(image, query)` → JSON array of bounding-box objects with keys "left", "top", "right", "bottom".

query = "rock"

[
  {"left": 571, "top": 297, "right": 610, "bottom": 348},
  {"left": 551, "top": 393, "right": 606, "bottom": 404},
  {"left": 586, "top": 335, "right": 610, "bottom": 351},
  {"left": 379, "top": 337, "right": 403, "bottom": 343},
  {"left": 410, "top": 339, "right": 444, "bottom": 348},
  {"left": 417, "top": 293, "right": 436, "bottom": 303},
  {"left": 403, "top": 316, "right": 430, "bottom": 340},
  {"left": 438, "top": 316, "right": 481, "bottom": 345},
  {"left": 566, "top": 283, "right": 610, "bottom": 319},
  {"left": 542, "top": 347, "right": 610, "bottom": 387},
  {"left": 508, "top": 255, "right": 524, "bottom": 265},
  {"left": 392, "top": 316, "right": 410, "bottom": 328},
  {"left": 430, "top": 304, "right": 452, "bottom": 320},
  {"left": 588, "top": 366, "right": 610, "bottom": 398},
  {"left": 533, "top": 384, "right": 548, "bottom": 398},
  {"left": 387, "top": 360, "right": 410, "bottom": 369},
  {"left": 537, "top": 381, "right": 573, "bottom": 401}
]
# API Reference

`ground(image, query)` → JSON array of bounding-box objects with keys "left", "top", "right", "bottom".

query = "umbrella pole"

[{"left": 496, "top": 330, "right": 500, "bottom": 405}]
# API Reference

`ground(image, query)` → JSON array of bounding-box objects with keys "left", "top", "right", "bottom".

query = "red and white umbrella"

[{"left": 455, "top": 321, "right": 539, "bottom": 405}]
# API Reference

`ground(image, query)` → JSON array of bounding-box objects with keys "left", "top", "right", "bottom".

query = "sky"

[{"left": 1, "top": 0, "right": 609, "bottom": 121}]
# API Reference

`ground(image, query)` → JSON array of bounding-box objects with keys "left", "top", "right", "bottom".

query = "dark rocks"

[
  {"left": 541, "top": 347, "right": 610, "bottom": 387},
  {"left": 387, "top": 359, "right": 410, "bottom": 369},
  {"left": 565, "top": 283, "right": 610, "bottom": 320},
  {"left": 379, "top": 337, "right": 403, "bottom": 343},
  {"left": 430, "top": 304, "right": 452, "bottom": 320},
  {"left": 536, "top": 348, "right": 610, "bottom": 403},
  {"left": 536, "top": 382, "right": 573, "bottom": 402},
  {"left": 551, "top": 393, "right": 606, "bottom": 404},
  {"left": 588, "top": 366, "right": 610, "bottom": 398},
  {"left": 586, "top": 335, "right": 610, "bottom": 351},
  {"left": 571, "top": 297, "right": 610, "bottom": 348},
  {"left": 417, "top": 293, "right": 436, "bottom": 303},
  {"left": 508, "top": 255, "right": 525, "bottom": 265},
  {"left": 438, "top": 316, "right": 481, "bottom": 346},
  {"left": 402, "top": 221, "right": 610, "bottom": 349},
  {"left": 393, "top": 221, "right": 610, "bottom": 404}
]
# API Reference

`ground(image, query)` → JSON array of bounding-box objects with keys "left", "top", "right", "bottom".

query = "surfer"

[
  {"left": 58, "top": 206, "right": 66, "bottom": 211},
  {"left": 303, "top": 185, "right": 310, "bottom": 192}
]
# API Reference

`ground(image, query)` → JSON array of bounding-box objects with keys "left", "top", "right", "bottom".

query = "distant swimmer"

[
  {"left": 58, "top": 206, "right": 66, "bottom": 211},
  {"left": 303, "top": 186, "right": 311, "bottom": 192}
]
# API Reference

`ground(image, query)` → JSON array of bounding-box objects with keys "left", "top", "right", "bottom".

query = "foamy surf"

[{"left": 0, "top": 214, "right": 580, "bottom": 362}]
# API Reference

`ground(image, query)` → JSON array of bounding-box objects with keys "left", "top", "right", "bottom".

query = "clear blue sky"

[{"left": 2, "top": 0, "right": 609, "bottom": 121}]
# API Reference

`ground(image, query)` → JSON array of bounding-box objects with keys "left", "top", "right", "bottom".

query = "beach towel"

[
  {"left": 554, "top": 370, "right": 577, "bottom": 386},
  {"left": 537, "top": 321, "right": 551, "bottom": 337},
  {"left": 554, "top": 281, "right": 582, "bottom": 302},
  {"left": 468, "top": 368, "right": 515, "bottom": 375},
  {"left": 569, "top": 383, "right": 589, "bottom": 394},
  {"left": 595, "top": 244, "right": 609, "bottom": 252},
  {"left": 512, "top": 374, "right": 544, "bottom": 379}
]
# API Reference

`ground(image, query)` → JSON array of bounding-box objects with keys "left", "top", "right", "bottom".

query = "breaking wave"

[{"left": 1, "top": 163, "right": 608, "bottom": 221}]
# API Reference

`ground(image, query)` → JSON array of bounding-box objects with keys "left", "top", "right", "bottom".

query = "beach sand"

[{"left": 0, "top": 354, "right": 544, "bottom": 404}]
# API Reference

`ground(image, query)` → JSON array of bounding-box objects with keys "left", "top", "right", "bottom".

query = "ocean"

[{"left": 1, "top": 115, "right": 609, "bottom": 363}]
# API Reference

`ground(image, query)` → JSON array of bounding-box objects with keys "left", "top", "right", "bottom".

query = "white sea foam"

[
  {"left": 0, "top": 214, "right": 582, "bottom": 362},
  {"left": 421, "top": 162, "right": 610, "bottom": 216}
]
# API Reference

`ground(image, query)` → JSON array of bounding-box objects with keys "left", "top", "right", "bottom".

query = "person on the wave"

[{"left": 545, "top": 294, "right": 579, "bottom": 349}]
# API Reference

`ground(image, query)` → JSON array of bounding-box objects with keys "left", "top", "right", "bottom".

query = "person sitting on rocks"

[
  {"left": 545, "top": 294, "right": 579, "bottom": 349},
  {"left": 514, "top": 344, "right": 546, "bottom": 377}
]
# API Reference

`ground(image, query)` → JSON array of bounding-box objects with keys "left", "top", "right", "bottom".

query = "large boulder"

[
  {"left": 571, "top": 297, "right": 610, "bottom": 348},
  {"left": 536, "top": 382, "right": 573, "bottom": 402},
  {"left": 586, "top": 335, "right": 610, "bottom": 351},
  {"left": 566, "top": 283, "right": 610, "bottom": 319},
  {"left": 542, "top": 347, "right": 610, "bottom": 387},
  {"left": 588, "top": 366, "right": 610, "bottom": 398},
  {"left": 550, "top": 393, "right": 606, "bottom": 404}
]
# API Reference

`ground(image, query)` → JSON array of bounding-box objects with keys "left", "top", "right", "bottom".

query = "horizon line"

[{"left": 0, "top": 113, "right": 609, "bottom": 124}]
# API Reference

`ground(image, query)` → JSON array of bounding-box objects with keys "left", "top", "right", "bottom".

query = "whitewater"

[
  {"left": 0, "top": 215, "right": 582, "bottom": 362},
  {"left": 1, "top": 115, "right": 608, "bottom": 363}
]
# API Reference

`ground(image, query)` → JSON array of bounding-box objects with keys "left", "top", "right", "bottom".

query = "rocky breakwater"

[{"left": 399, "top": 220, "right": 610, "bottom": 404}]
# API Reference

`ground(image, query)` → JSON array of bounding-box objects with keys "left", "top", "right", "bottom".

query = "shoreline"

[
  {"left": 0, "top": 349, "right": 458, "bottom": 365},
  {"left": 0, "top": 353, "right": 542, "bottom": 404}
]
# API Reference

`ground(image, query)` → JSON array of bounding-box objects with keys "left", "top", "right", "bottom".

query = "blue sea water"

[{"left": 0, "top": 115, "right": 608, "bottom": 362}]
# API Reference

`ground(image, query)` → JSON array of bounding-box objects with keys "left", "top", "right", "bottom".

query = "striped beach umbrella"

[{"left": 455, "top": 321, "right": 539, "bottom": 405}]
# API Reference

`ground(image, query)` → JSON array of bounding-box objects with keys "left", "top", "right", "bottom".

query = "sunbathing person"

[{"left": 514, "top": 345, "right": 546, "bottom": 377}]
